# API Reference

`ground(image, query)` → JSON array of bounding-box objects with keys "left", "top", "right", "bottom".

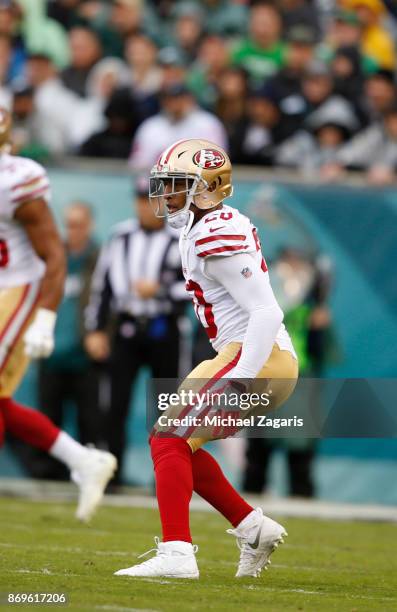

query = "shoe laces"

[
  {"left": 136, "top": 537, "right": 197, "bottom": 568},
  {"left": 134, "top": 537, "right": 167, "bottom": 569},
  {"left": 138, "top": 537, "right": 163, "bottom": 559},
  {"left": 227, "top": 531, "right": 263, "bottom": 576},
  {"left": 227, "top": 515, "right": 262, "bottom": 576},
  {"left": 227, "top": 528, "right": 257, "bottom": 554}
]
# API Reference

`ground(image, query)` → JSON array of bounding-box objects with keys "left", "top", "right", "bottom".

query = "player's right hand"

[
  {"left": 84, "top": 331, "right": 110, "bottom": 361},
  {"left": 23, "top": 308, "right": 56, "bottom": 358}
]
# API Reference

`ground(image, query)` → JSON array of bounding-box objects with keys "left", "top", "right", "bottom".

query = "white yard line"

[
  {"left": 1, "top": 478, "right": 396, "bottom": 523},
  {"left": 242, "top": 586, "right": 396, "bottom": 602},
  {"left": 0, "top": 542, "right": 131, "bottom": 557},
  {"left": 200, "top": 558, "right": 386, "bottom": 575},
  {"left": 10, "top": 568, "right": 82, "bottom": 577}
]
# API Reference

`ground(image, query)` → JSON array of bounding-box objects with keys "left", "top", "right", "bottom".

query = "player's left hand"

[{"left": 23, "top": 308, "right": 57, "bottom": 358}]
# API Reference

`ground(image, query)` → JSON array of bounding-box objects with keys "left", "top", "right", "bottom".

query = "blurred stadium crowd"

[{"left": 1, "top": 0, "right": 397, "bottom": 183}]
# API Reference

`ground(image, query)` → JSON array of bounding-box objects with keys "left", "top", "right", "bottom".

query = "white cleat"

[
  {"left": 114, "top": 537, "right": 199, "bottom": 579},
  {"left": 227, "top": 508, "right": 287, "bottom": 578},
  {"left": 71, "top": 448, "right": 117, "bottom": 522}
]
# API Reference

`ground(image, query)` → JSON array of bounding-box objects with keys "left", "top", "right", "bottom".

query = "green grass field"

[{"left": 0, "top": 497, "right": 396, "bottom": 612}]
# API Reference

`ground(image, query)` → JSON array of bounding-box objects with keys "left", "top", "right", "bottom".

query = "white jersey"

[
  {"left": 180, "top": 204, "right": 296, "bottom": 356},
  {"left": 0, "top": 153, "right": 50, "bottom": 288}
]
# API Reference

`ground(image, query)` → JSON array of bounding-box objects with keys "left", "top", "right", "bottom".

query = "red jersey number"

[
  {"left": 252, "top": 228, "right": 268, "bottom": 273},
  {"left": 205, "top": 211, "right": 233, "bottom": 223},
  {"left": 0, "top": 239, "right": 9, "bottom": 268},
  {"left": 186, "top": 279, "right": 218, "bottom": 339}
]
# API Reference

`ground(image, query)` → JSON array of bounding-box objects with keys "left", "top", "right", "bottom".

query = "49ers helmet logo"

[{"left": 193, "top": 148, "right": 225, "bottom": 170}]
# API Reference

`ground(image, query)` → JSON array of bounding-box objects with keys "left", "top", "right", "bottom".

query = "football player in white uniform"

[
  {"left": 115, "top": 139, "right": 299, "bottom": 579},
  {"left": 0, "top": 107, "right": 116, "bottom": 521}
]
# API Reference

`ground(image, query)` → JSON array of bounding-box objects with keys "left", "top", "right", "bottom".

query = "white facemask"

[{"left": 165, "top": 178, "right": 199, "bottom": 229}]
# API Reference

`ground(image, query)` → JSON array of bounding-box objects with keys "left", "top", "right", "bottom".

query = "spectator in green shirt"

[{"left": 231, "top": 2, "right": 286, "bottom": 87}]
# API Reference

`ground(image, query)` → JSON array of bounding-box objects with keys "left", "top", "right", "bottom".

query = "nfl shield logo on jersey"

[{"left": 241, "top": 267, "right": 252, "bottom": 279}]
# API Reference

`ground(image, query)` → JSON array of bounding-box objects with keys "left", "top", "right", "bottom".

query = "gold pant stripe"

[{"left": 0, "top": 283, "right": 40, "bottom": 397}]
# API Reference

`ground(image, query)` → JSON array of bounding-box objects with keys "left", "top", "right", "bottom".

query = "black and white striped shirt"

[{"left": 85, "top": 220, "right": 187, "bottom": 331}]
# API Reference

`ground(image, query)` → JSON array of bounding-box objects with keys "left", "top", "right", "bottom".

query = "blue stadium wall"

[{"left": 2, "top": 164, "right": 396, "bottom": 505}]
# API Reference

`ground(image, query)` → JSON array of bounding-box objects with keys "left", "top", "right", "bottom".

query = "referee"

[{"left": 84, "top": 179, "right": 188, "bottom": 481}]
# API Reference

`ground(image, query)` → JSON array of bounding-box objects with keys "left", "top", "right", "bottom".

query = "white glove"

[{"left": 23, "top": 308, "right": 57, "bottom": 358}]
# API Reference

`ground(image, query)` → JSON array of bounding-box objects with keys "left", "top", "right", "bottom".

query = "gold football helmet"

[
  {"left": 0, "top": 106, "right": 11, "bottom": 153},
  {"left": 149, "top": 139, "right": 233, "bottom": 228}
]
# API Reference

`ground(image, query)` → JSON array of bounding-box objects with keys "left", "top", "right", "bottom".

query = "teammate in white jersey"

[
  {"left": 0, "top": 107, "right": 116, "bottom": 521},
  {"left": 115, "top": 139, "right": 299, "bottom": 579}
]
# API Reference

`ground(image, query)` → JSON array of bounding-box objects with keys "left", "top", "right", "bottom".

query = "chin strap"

[
  {"left": 167, "top": 177, "right": 200, "bottom": 229},
  {"left": 167, "top": 210, "right": 191, "bottom": 229},
  {"left": 184, "top": 210, "right": 195, "bottom": 232}
]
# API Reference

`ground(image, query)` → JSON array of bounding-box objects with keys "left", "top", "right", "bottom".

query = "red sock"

[
  {"left": 0, "top": 397, "right": 60, "bottom": 451},
  {"left": 150, "top": 436, "right": 193, "bottom": 543},
  {"left": 192, "top": 448, "right": 253, "bottom": 527}
]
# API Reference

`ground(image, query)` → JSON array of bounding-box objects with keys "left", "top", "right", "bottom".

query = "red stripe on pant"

[
  {"left": 166, "top": 347, "right": 242, "bottom": 438},
  {"left": 183, "top": 348, "right": 242, "bottom": 439}
]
